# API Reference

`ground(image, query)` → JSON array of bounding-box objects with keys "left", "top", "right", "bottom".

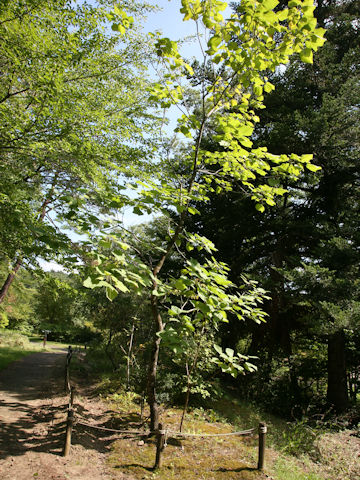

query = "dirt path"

[{"left": 0, "top": 346, "right": 126, "bottom": 480}]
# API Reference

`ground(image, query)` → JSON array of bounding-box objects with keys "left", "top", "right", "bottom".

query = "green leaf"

[
  {"left": 112, "top": 24, "right": 126, "bottom": 34},
  {"left": 300, "top": 48, "right": 313, "bottom": 64},
  {"left": 113, "top": 277, "right": 129, "bottom": 293},
  {"left": 225, "top": 348, "right": 234, "bottom": 358},
  {"left": 214, "top": 344, "right": 223, "bottom": 355},
  {"left": 208, "top": 35, "right": 222, "bottom": 51},
  {"left": 300, "top": 154, "right": 313, "bottom": 162},
  {"left": 83, "top": 277, "right": 97, "bottom": 289},
  {"left": 188, "top": 206, "right": 199, "bottom": 215},
  {"left": 106, "top": 285, "right": 118, "bottom": 301},
  {"left": 263, "top": 0, "right": 279, "bottom": 10},
  {"left": 306, "top": 163, "right": 321, "bottom": 172},
  {"left": 175, "top": 279, "right": 186, "bottom": 291},
  {"left": 118, "top": 241, "right": 129, "bottom": 250},
  {"left": 99, "top": 239, "right": 112, "bottom": 249}
]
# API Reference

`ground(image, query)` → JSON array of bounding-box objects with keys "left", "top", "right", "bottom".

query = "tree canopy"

[{"left": 2, "top": 0, "right": 357, "bottom": 428}]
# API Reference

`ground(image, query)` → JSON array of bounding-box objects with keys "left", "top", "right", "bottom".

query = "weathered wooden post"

[
  {"left": 67, "top": 346, "right": 73, "bottom": 364},
  {"left": 257, "top": 422, "right": 267, "bottom": 470},
  {"left": 64, "top": 364, "right": 69, "bottom": 393},
  {"left": 63, "top": 409, "right": 74, "bottom": 456},
  {"left": 70, "top": 388, "right": 76, "bottom": 408},
  {"left": 154, "top": 423, "right": 165, "bottom": 470},
  {"left": 65, "top": 346, "right": 73, "bottom": 393}
]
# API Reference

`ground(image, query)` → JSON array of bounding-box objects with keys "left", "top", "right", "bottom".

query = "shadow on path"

[
  {"left": 0, "top": 349, "right": 65, "bottom": 401},
  {"left": 0, "top": 349, "right": 66, "bottom": 459}
]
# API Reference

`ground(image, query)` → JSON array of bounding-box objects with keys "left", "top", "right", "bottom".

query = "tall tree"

[
  {"left": 187, "top": 0, "right": 359, "bottom": 413},
  {"left": 0, "top": 0, "right": 158, "bottom": 302}
]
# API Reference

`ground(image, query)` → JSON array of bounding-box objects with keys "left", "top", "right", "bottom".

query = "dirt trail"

[{"left": 0, "top": 346, "right": 126, "bottom": 480}]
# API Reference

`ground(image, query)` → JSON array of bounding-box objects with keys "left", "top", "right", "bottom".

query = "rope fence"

[
  {"left": 73, "top": 412, "right": 255, "bottom": 437},
  {"left": 62, "top": 348, "right": 267, "bottom": 471}
]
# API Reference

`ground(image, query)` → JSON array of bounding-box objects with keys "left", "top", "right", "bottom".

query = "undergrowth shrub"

[
  {"left": 280, "top": 417, "right": 322, "bottom": 459},
  {"left": 0, "top": 312, "right": 9, "bottom": 328},
  {"left": 0, "top": 328, "right": 32, "bottom": 348}
]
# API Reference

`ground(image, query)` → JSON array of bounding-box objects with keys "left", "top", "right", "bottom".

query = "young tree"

[{"left": 83, "top": 0, "right": 325, "bottom": 430}]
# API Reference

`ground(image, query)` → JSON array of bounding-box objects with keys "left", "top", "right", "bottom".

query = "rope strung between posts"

[
  {"left": 74, "top": 414, "right": 255, "bottom": 438},
  {"left": 75, "top": 418, "right": 147, "bottom": 435},
  {"left": 169, "top": 428, "right": 255, "bottom": 437}
]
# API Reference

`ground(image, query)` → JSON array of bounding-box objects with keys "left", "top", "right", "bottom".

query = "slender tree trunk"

[
  {"left": 179, "top": 368, "right": 191, "bottom": 433},
  {"left": 0, "top": 258, "right": 22, "bottom": 305},
  {"left": 126, "top": 323, "right": 135, "bottom": 390},
  {"left": 147, "top": 292, "right": 163, "bottom": 432},
  {"left": 179, "top": 328, "right": 204, "bottom": 432},
  {"left": 327, "top": 329, "right": 348, "bottom": 412},
  {"left": 105, "top": 330, "right": 118, "bottom": 371}
]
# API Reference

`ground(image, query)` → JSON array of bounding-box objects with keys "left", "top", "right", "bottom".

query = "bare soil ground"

[{"left": 0, "top": 346, "right": 131, "bottom": 480}]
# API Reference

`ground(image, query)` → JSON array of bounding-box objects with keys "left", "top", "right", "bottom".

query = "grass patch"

[
  {"left": 79, "top": 353, "right": 360, "bottom": 480},
  {"left": 0, "top": 346, "right": 35, "bottom": 371},
  {"left": 0, "top": 329, "right": 40, "bottom": 371},
  {"left": 108, "top": 410, "right": 263, "bottom": 480},
  {"left": 100, "top": 391, "right": 359, "bottom": 480},
  {"left": 274, "top": 456, "right": 324, "bottom": 480},
  {"left": 100, "top": 391, "right": 264, "bottom": 480}
]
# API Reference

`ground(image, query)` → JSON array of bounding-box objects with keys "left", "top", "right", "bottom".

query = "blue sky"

[
  {"left": 144, "top": 0, "right": 200, "bottom": 38},
  {"left": 143, "top": 0, "right": 233, "bottom": 66},
  {"left": 41, "top": 1, "right": 233, "bottom": 271}
]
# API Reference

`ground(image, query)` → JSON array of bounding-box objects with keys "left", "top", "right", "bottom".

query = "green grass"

[
  {"left": 99, "top": 390, "right": 359, "bottom": 480},
  {"left": 79, "top": 352, "right": 360, "bottom": 480},
  {"left": 0, "top": 346, "right": 35, "bottom": 371},
  {"left": 274, "top": 457, "right": 324, "bottom": 480},
  {"left": 106, "top": 398, "right": 264, "bottom": 480},
  {"left": 0, "top": 328, "right": 40, "bottom": 371}
]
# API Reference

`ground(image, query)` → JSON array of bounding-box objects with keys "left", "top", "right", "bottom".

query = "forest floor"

[{"left": 0, "top": 347, "right": 359, "bottom": 480}]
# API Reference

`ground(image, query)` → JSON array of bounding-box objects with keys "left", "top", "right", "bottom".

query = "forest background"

[{"left": 0, "top": 0, "right": 359, "bottom": 439}]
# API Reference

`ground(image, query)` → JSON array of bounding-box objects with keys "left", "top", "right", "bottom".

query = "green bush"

[
  {"left": 0, "top": 311, "right": 9, "bottom": 328},
  {"left": 0, "top": 328, "right": 32, "bottom": 348}
]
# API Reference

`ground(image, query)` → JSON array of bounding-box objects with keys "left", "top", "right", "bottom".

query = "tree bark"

[
  {"left": 126, "top": 323, "right": 135, "bottom": 390},
  {"left": 327, "top": 329, "right": 348, "bottom": 412},
  {"left": 0, "top": 258, "right": 22, "bottom": 305},
  {"left": 147, "top": 292, "right": 163, "bottom": 432}
]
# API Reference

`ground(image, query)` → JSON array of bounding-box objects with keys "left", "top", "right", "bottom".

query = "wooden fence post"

[
  {"left": 70, "top": 388, "right": 76, "bottom": 408},
  {"left": 257, "top": 422, "right": 267, "bottom": 470},
  {"left": 64, "top": 364, "right": 69, "bottom": 393},
  {"left": 63, "top": 409, "right": 74, "bottom": 457},
  {"left": 154, "top": 423, "right": 165, "bottom": 470},
  {"left": 65, "top": 346, "right": 73, "bottom": 393}
]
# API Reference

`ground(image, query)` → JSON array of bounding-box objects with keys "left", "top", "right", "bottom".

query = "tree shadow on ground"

[
  {"left": 0, "top": 399, "right": 67, "bottom": 459},
  {"left": 0, "top": 349, "right": 69, "bottom": 460},
  {"left": 72, "top": 409, "right": 150, "bottom": 455},
  {"left": 0, "top": 350, "right": 151, "bottom": 462}
]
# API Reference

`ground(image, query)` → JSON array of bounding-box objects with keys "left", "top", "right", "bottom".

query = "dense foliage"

[
  {"left": 186, "top": 0, "right": 360, "bottom": 415},
  {"left": 0, "top": 0, "right": 358, "bottom": 429}
]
